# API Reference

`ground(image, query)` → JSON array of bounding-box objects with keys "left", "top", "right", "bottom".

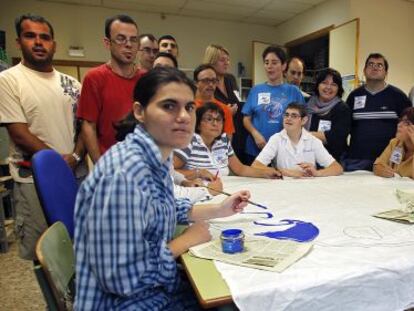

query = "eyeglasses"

[
  {"left": 139, "top": 47, "right": 159, "bottom": 55},
  {"left": 398, "top": 118, "right": 413, "bottom": 126},
  {"left": 202, "top": 115, "right": 223, "bottom": 124},
  {"left": 367, "top": 62, "right": 385, "bottom": 70},
  {"left": 198, "top": 78, "right": 219, "bottom": 85},
  {"left": 283, "top": 112, "right": 302, "bottom": 119},
  {"left": 110, "top": 36, "right": 139, "bottom": 46}
]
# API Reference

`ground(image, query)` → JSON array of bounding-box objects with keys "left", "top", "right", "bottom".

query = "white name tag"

[
  {"left": 354, "top": 96, "right": 366, "bottom": 110},
  {"left": 390, "top": 147, "right": 403, "bottom": 165},
  {"left": 318, "top": 120, "right": 331, "bottom": 132},
  {"left": 258, "top": 92, "right": 271, "bottom": 105}
]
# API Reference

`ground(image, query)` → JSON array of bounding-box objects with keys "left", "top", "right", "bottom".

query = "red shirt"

[
  {"left": 77, "top": 64, "right": 145, "bottom": 154},
  {"left": 195, "top": 98, "right": 235, "bottom": 135}
]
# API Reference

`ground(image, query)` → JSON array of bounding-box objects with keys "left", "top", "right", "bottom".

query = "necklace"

[{"left": 107, "top": 62, "right": 136, "bottom": 79}]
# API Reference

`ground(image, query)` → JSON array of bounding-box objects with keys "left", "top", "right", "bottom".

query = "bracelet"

[{"left": 72, "top": 152, "right": 81, "bottom": 163}]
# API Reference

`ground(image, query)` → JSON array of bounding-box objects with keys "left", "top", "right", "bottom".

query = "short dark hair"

[
  {"left": 286, "top": 102, "right": 307, "bottom": 118},
  {"left": 195, "top": 102, "right": 225, "bottom": 135},
  {"left": 104, "top": 14, "right": 137, "bottom": 38},
  {"left": 138, "top": 33, "right": 157, "bottom": 44},
  {"left": 158, "top": 35, "right": 176, "bottom": 44},
  {"left": 262, "top": 45, "right": 287, "bottom": 64},
  {"left": 114, "top": 67, "right": 196, "bottom": 141},
  {"left": 286, "top": 57, "right": 306, "bottom": 72},
  {"left": 314, "top": 68, "right": 344, "bottom": 98},
  {"left": 364, "top": 53, "right": 389, "bottom": 72},
  {"left": 193, "top": 64, "right": 216, "bottom": 81},
  {"left": 15, "top": 14, "right": 54, "bottom": 38},
  {"left": 400, "top": 107, "right": 414, "bottom": 124},
  {"left": 154, "top": 52, "right": 178, "bottom": 68}
]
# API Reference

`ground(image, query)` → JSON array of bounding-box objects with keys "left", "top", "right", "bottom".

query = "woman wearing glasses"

[
  {"left": 306, "top": 68, "right": 351, "bottom": 161},
  {"left": 252, "top": 103, "right": 343, "bottom": 178},
  {"left": 374, "top": 107, "right": 414, "bottom": 178},
  {"left": 174, "top": 102, "right": 281, "bottom": 180}
]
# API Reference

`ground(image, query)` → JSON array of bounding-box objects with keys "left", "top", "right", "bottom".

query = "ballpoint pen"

[{"left": 202, "top": 185, "right": 268, "bottom": 210}]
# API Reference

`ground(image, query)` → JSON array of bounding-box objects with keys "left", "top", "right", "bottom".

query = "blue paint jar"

[{"left": 220, "top": 229, "right": 244, "bottom": 254}]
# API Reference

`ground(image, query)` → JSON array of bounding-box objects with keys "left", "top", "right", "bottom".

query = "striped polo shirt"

[{"left": 174, "top": 133, "right": 234, "bottom": 177}]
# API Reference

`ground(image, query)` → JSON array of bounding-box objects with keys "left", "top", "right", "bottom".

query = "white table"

[{"left": 205, "top": 172, "right": 414, "bottom": 311}]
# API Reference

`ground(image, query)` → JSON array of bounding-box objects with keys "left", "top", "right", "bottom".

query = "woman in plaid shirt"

[{"left": 74, "top": 67, "right": 250, "bottom": 310}]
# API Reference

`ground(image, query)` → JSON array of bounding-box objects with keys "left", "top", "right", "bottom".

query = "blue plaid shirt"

[{"left": 74, "top": 125, "right": 192, "bottom": 310}]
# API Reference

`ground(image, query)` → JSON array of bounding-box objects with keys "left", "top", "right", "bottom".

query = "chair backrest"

[
  {"left": 36, "top": 221, "right": 75, "bottom": 311},
  {"left": 32, "top": 150, "right": 78, "bottom": 238}
]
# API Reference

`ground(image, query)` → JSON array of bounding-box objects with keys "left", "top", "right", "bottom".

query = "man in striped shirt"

[{"left": 343, "top": 53, "right": 411, "bottom": 171}]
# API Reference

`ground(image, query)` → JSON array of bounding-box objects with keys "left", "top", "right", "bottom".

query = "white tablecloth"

[{"left": 209, "top": 172, "right": 414, "bottom": 311}]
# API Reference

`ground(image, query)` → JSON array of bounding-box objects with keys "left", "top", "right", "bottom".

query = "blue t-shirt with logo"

[{"left": 242, "top": 83, "right": 305, "bottom": 157}]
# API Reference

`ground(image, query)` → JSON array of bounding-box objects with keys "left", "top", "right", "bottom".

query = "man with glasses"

[
  {"left": 252, "top": 103, "right": 342, "bottom": 178},
  {"left": 158, "top": 35, "right": 179, "bottom": 58},
  {"left": 193, "top": 64, "right": 235, "bottom": 138},
  {"left": 77, "top": 15, "right": 144, "bottom": 162},
  {"left": 285, "top": 57, "right": 310, "bottom": 98},
  {"left": 343, "top": 53, "right": 411, "bottom": 171},
  {"left": 137, "top": 33, "right": 158, "bottom": 71}
]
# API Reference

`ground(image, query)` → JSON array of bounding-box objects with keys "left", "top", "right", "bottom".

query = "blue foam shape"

[{"left": 254, "top": 219, "right": 319, "bottom": 242}]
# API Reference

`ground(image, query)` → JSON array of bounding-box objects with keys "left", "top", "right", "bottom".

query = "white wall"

[
  {"left": 273, "top": 0, "right": 352, "bottom": 45},
  {"left": 273, "top": 0, "right": 413, "bottom": 94},
  {"left": 0, "top": 0, "right": 279, "bottom": 77},
  {"left": 350, "top": 0, "right": 414, "bottom": 93}
]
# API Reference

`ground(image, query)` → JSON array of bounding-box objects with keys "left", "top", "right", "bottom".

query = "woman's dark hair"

[
  {"left": 286, "top": 102, "right": 307, "bottom": 118},
  {"left": 195, "top": 102, "right": 225, "bottom": 135},
  {"left": 262, "top": 45, "right": 287, "bottom": 64},
  {"left": 314, "top": 68, "right": 344, "bottom": 98},
  {"left": 114, "top": 67, "right": 196, "bottom": 141},
  {"left": 400, "top": 107, "right": 414, "bottom": 124}
]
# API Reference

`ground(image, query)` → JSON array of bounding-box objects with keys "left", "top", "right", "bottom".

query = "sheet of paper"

[{"left": 189, "top": 237, "right": 313, "bottom": 272}]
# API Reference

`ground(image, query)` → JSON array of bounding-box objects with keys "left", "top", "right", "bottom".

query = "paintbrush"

[{"left": 202, "top": 185, "right": 268, "bottom": 210}]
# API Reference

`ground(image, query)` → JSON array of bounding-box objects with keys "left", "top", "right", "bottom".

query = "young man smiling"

[{"left": 252, "top": 103, "right": 342, "bottom": 178}]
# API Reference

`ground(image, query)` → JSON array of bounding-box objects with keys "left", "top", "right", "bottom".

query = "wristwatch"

[{"left": 72, "top": 152, "right": 81, "bottom": 163}]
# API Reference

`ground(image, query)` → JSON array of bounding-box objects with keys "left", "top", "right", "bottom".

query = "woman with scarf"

[{"left": 307, "top": 68, "right": 351, "bottom": 161}]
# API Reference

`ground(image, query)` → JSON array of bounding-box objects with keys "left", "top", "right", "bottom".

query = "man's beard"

[{"left": 21, "top": 47, "right": 54, "bottom": 68}]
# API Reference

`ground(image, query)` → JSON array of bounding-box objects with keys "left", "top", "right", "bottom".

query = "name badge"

[
  {"left": 318, "top": 120, "right": 331, "bottom": 132},
  {"left": 390, "top": 147, "right": 403, "bottom": 165},
  {"left": 258, "top": 92, "right": 271, "bottom": 105},
  {"left": 354, "top": 96, "right": 366, "bottom": 110}
]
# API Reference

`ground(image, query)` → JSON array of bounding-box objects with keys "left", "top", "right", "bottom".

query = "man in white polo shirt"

[
  {"left": 252, "top": 103, "right": 343, "bottom": 178},
  {"left": 0, "top": 14, "right": 86, "bottom": 259}
]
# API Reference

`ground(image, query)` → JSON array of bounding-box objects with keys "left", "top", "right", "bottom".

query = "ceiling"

[{"left": 38, "top": 0, "right": 328, "bottom": 27}]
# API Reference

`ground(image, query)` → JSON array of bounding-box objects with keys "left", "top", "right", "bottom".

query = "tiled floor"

[{"left": 0, "top": 241, "right": 45, "bottom": 310}]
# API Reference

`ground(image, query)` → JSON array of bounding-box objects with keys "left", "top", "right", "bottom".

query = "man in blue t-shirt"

[
  {"left": 242, "top": 45, "right": 304, "bottom": 164},
  {"left": 343, "top": 53, "right": 411, "bottom": 171}
]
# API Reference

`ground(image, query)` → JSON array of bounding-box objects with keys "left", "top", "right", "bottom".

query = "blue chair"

[{"left": 32, "top": 150, "right": 78, "bottom": 238}]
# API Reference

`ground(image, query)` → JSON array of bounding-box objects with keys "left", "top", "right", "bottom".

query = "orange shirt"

[{"left": 195, "top": 98, "right": 235, "bottom": 135}]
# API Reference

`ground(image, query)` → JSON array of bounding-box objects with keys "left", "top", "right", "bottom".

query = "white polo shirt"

[{"left": 256, "top": 129, "right": 335, "bottom": 169}]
